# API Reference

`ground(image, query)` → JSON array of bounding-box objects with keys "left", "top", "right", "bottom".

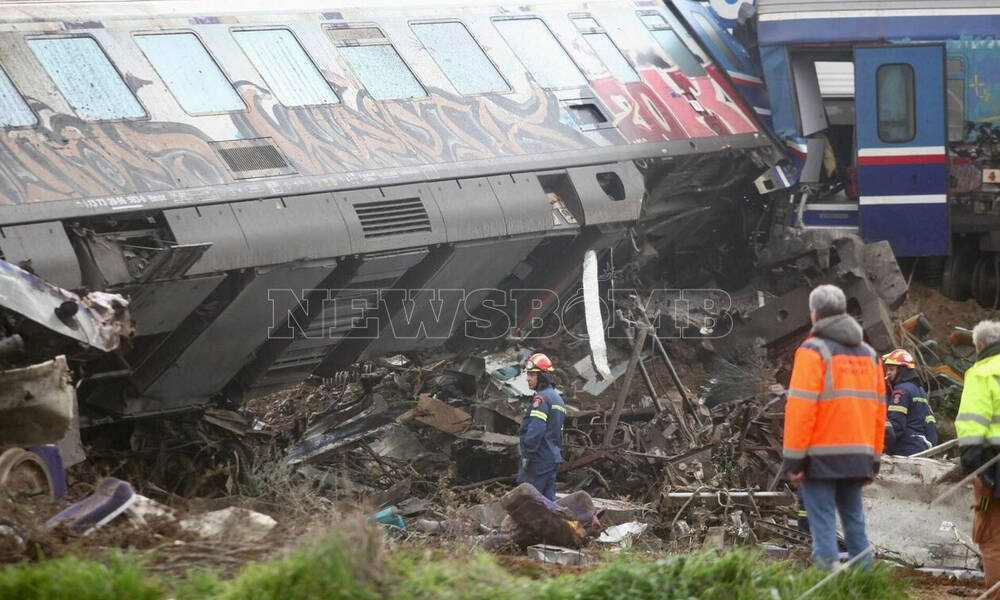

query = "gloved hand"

[{"left": 521, "top": 458, "right": 529, "bottom": 471}]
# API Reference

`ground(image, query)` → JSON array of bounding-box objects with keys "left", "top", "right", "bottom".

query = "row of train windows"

[{"left": 0, "top": 12, "right": 704, "bottom": 126}]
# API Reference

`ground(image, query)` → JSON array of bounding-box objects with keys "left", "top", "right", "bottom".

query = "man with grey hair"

[
  {"left": 956, "top": 320, "right": 1000, "bottom": 595},
  {"left": 782, "top": 284, "right": 885, "bottom": 570}
]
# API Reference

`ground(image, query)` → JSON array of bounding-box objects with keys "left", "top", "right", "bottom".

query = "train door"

[{"left": 854, "top": 45, "right": 949, "bottom": 256}]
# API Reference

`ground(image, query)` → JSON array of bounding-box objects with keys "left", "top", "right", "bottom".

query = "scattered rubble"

[{"left": 3, "top": 233, "right": 992, "bottom": 585}]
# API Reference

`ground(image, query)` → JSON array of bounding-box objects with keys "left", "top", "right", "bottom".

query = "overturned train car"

[{"left": 0, "top": 0, "right": 780, "bottom": 421}]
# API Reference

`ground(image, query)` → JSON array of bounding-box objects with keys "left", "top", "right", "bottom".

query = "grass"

[{"left": 0, "top": 532, "right": 911, "bottom": 600}]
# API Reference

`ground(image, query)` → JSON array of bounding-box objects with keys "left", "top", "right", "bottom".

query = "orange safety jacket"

[{"left": 782, "top": 315, "right": 887, "bottom": 479}]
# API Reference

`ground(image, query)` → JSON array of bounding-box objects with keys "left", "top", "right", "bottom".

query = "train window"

[
  {"left": 690, "top": 12, "right": 740, "bottom": 68},
  {"left": 232, "top": 29, "right": 339, "bottom": 107},
  {"left": 493, "top": 18, "right": 587, "bottom": 90},
  {"left": 876, "top": 63, "right": 915, "bottom": 143},
  {"left": 637, "top": 12, "right": 706, "bottom": 77},
  {"left": 28, "top": 37, "right": 145, "bottom": 120},
  {"left": 572, "top": 17, "right": 601, "bottom": 32},
  {"left": 572, "top": 17, "right": 639, "bottom": 83},
  {"left": 412, "top": 22, "right": 509, "bottom": 95},
  {"left": 328, "top": 26, "right": 426, "bottom": 101},
  {"left": 0, "top": 65, "right": 35, "bottom": 127},
  {"left": 136, "top": 33, "right": 244, "bottom": 115},
  {"left": 947, "top": 58, "right": 965, "bottom": 142}
]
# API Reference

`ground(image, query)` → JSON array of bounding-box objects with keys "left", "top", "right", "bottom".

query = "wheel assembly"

[
  {"left": 942, "top": 242, "right": 978, "bottom": 301},
  {"left": 972, "top": 253, "right": 1000, "bottom": 309},
  {"left": 0, "top": 448, "right": 55, "bottom": 500}
]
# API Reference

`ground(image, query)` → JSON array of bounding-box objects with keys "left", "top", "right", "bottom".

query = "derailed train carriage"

[{"left": 0, "top": 0, "right": 782, "bottom": 428}]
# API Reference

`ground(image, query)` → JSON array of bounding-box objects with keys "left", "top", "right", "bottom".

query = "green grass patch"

[
  {"left": 0, "top": 551, "right": 163, "bottom": 600},
  {"left": 0, "top": 535, "right": 911, "bottom": 600}
]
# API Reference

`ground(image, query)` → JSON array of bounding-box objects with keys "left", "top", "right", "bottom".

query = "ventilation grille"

[
  {"left": 210, "top": 138, "right": 296, "bottom": 179},
  {"left": 354, "top": 197, "right": 431, "bottom": 239}
]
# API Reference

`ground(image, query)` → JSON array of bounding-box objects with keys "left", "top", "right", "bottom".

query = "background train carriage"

[
  {"left": 714, "top": 0, "right": 1000, "bottom": 304},
  {"left": 0, "top": 0, "right": 779, "bottom": 420}
]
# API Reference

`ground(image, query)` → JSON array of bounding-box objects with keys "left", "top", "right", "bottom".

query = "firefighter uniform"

[
  {"left": 886, "top": 379, "right": 938, "bottom": 456},
  {"left": 956, "top": 341, "right": 1000, "bottom": 595},
  {"left": 517, "top": 385, "right": 566, "bottom": 500}
]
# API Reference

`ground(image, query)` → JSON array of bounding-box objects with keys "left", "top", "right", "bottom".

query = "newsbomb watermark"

[{"left": 266, "top": 287, "right": 734, "bottom": 341}]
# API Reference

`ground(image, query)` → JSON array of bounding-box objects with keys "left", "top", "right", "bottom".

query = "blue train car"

[{"left": 704, "top": 0, "right": 1000, "bottom": 302}]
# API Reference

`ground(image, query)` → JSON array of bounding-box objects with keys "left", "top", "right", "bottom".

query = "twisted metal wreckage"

[{"left": 0, "top": 0, "right": 976, "bottom": 576}]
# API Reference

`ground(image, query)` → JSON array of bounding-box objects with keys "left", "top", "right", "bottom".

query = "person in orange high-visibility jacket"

[{"left": 783, "top": 284, "right": 886, "bottom": 570}]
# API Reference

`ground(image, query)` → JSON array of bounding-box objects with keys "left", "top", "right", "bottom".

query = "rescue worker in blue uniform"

[
  {"left": 517, "top": 353, "right": 566, "bottom": 501},
  {"left": 883, "top": 348, "right": 938, "bottom": 456}
]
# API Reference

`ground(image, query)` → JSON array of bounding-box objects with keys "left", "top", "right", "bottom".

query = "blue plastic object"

[
  {"left": 28, "top": 444, "right": 67, "bottom": 500},
  {"left": 44, "top": 477, "right": 136, "bottom": 534},
  {"left": 374, "top": 506, "right": 405, "bottom": 530}
]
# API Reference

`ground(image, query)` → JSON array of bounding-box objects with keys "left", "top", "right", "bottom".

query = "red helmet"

[
  {"left": 882, "top": 349, "right": 915, "bottom": 369},
  {"left": 524, "top": 353, "right": 555, "bottom": 373}
]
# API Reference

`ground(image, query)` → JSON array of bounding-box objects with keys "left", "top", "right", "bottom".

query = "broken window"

[
  {"left": 329, "top": 26, "right": 426, "bottom": 101},
  {"left": 136, "top": 33, "right": 244, "bottom": 115},
  {"left": 28, "top": 36, "right": 145, "bottom": 121},
  {"left": 412, "top": 21, "right": 509, "bottom": 95},
  {"left": 572, "top": 17, "right": 640, "bottom": 84},
  {"left": 0, "top": 64, "right": 34, "bottom": 127},
  {"left": 493, "top": 17, "right": 587, "bottom": 90},
  {"left": 232, "top": 29, "right": 339, "bottom": 107},
  {"left": 637, "top": 12, "right": 706, "bottom": 77},
  {"left": 876, "top": 63, "right": 915, "bottom": 143}
]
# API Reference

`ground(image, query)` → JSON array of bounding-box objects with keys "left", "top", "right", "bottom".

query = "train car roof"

[
  {"left": 756, "top": 0, "right": 1000, "bottom": 45},
  {"left": 1, "top": 0, "right": 632, "bottom": 21}
]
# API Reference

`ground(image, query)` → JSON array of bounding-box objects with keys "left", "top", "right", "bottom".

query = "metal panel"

[
  {"left": 361, "top": 237, "right": 541, "bottom": 357},
  {"left": 488, "top": 173, "right": 553, "bottom": 236},
  {"left": 429, "top": 178, "right": 508, "bottom": 242},
  {"left": 791, "top": 54, "right": 827, "bottom": 137},
  {"left": 165, "top": 204, "right": 249, "bottom": 275},
  {"left": 255, "top": 250, "right": 427, "bottom": 388},
  {"left": 337, "top": 184, "right": 445, "bottom": 254},
  {"left": 144, "top": 263, "right": 334, "bottom": 401},
  {"left": 0, "top": 222, "right": 81, "bottom": 289},
  {"left": 136, "top": 243, "right": 211, "bottom": 282},
  {"left": 125, "top": 275, "right": 224, "bottom": 336},
  {"left": 232, "top": 193, "right": 353, "bottom": 265},
  {"left": 565, "top": 162, "right": 644, "bottom": 226}
]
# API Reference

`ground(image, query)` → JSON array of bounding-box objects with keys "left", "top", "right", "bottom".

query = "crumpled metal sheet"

[
  {"left": 0, "top": 355, "right": 74, "bottom": 445},
  {"left": 0, "top": 259, "right": 132, "bottom": 352}
]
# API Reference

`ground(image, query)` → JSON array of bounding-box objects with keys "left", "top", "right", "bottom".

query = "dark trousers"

[{"left": 517, "top": 462, "right": 557, "bottom": 501}]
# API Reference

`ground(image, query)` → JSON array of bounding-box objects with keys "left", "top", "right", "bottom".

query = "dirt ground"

[
  {"left": 903, "top": 569, "right": 984, "bottom": 599},
  {"left": 899, "top": 283, "right": 997, "bottom": 349}
]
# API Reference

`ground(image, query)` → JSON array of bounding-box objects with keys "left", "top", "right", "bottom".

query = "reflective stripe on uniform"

[
  {"left": 807, "top": 444, "right": 875, "bottom": 456},
  {"left": 550, "top": 404, "right": 567, "bottom": 413},
  {"left": 888, "top": 405, "right": 908, "bottom": 414},
  {"left": 912, "top": 397, "right": 929, "bottom": 404},
  {"left": 959, "top": 436, "right": 1000, "bottom": 446},
  {"left": 957, "top": 413, "right": 990, "bottom": 427},
  {"left": 926, "top": 415, "right": 936, "bottom": 424},
  {"left": 529, "top": 410, "right": 548, "bottom": 421},
  {"left": 790, "top": 388, "right": 880, "bottom": 403},
  {"left": 788, "top": 388, "right": 820, "bottom": 400}
]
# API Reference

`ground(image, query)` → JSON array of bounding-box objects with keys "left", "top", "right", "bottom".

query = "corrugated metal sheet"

[
  {"left": 816, "top": 61, "right": 854, "bottom": 98},
  {"left": 757, "top": 0, "right": 1000, "bottom": 16}
]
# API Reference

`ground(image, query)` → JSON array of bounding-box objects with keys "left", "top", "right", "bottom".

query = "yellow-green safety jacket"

[{"left": 956, "top": 342, "right": 1000, "bottom": 492}]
